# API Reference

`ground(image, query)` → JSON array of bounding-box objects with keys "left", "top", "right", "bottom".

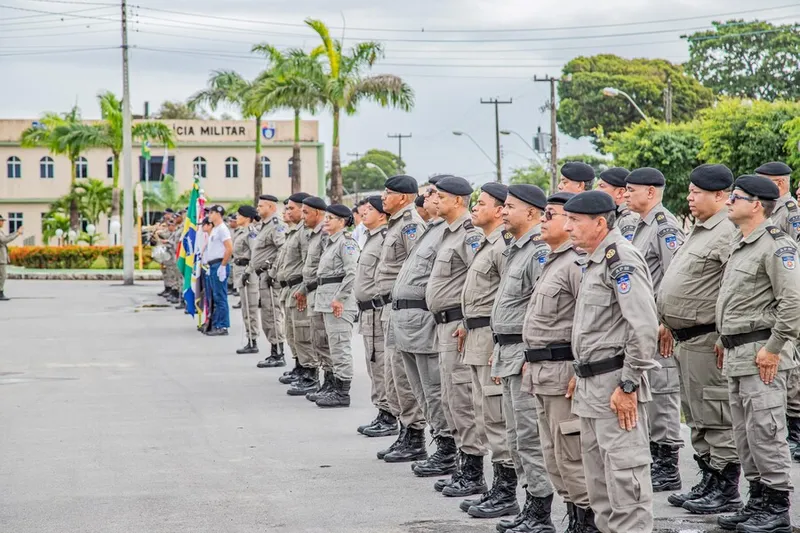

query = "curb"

[{"left": 8, "top": 272, "right": 163, "bottom": 281}]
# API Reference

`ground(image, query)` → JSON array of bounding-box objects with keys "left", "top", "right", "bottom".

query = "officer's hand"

[
  {"left": 295, "top": 292, "right": 307, "bottom": 312},
  {"left": 658, "top": 325, "right": 674, "bottom": 358},
  {"left": 241, "top": 273, "right": 249, "bottom": 286},
  {"left": 217, "top": 266, "right": 227, "bottom": 282},
  {"left": 715, "top": 345, "right": 724, "bottom": 370},
  {"left": 331, "top": 300, "right": 344, "bottom": 318},
  {"left": 610, "top": 387, "right": 638, "bottom": 431},
  {"left": 17, "top": 226, "right": 23, "bottom": 235},
  {"left": 756, "top": 346, "right": 780, "bottom": 384},
  {"left": 565, "top": 376, "right": 576, "bottom": 399},
  {"left": 453, "top": 327, "right": 466, "bottom": 353}
]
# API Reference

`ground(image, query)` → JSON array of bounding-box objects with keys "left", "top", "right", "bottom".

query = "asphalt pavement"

[{"left": 1, "top": 280, "right": 798, "bottom": 533}]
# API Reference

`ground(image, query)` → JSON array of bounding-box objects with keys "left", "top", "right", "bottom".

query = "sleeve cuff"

[
  {"left": 765, "top": 335, "right": 785, "bottom": 355},
  {"left": 620, "top": 367, "right": 642, "bottom": 385}
]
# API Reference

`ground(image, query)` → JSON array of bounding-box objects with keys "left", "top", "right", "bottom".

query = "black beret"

[
  {"left": 547, "top": 192, "right": 576, "bottom": 205},
  {"left": 598, "top": 167, "right": 630, "bottom": 188},
  {"left": 755, "top": 161, "right": 793, "bottom": 176},
  {"left": 209, "top": 204, "right": 225, "bottom": 215},
  {"left": 367, "top": 195, "right": 388, "bottom": 215},
  {"left": 238, "top": 205, "right": 258, "bottom": 219},
  {"left": 259, "top": 194, "right": 278, "bottom": 202},
  {"left": 415, "top": 195, "right": 426, "bottom": 207},
  {"left": 508, "top": 184, "right": 547, "bottom": 209},
  {"left": 385, "top": 174, "right": 418, "bottom": 194},
  {"left": 302, "top": 196, "right": 327, "bottom": 211},
  {"left": 436, "top": 176, "right": 473, "bottom": 196},
  {"left": 481, "top": 182, "right": 508, "bottom": 203},
  {"left": 287, "top": 192, "right": 310, "bottom": 204},
  {"left": 164, "top": 208, "right": 175, "bottom": 214},
  {"left": 326, "top": 203, "right": 352, "bottom": 219},
  {"left": 428, "top": 174, "right": 453, "bottom": 185},
  {"left": 626, "top": 167, "right": 666, "bottom": 187},
  {"left": 734, "top": 175, "right": 780, "bottom": 201},
  {"left": 561, "top": 161, "right": 595, "bottom": 183},
  {"left": 690, "top": 164, "right": 734, "bottom": 192},
  {"left": 563, "top": 190, "right": 616, "bottom": 215}
]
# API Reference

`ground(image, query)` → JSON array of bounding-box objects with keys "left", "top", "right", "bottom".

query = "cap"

[
  {"left": 385, "top": 174, "right": 418, "bottom": 194},
  {"left": 415, "top": 195, "right": 426, "bottom": 208},
  {"left": 561, "top": 161, "right": 596, "bottom": 183},
  {"left": 326, "top": 203, "right": 352, "bottom": 220},
  {"left": 366, "top": 195, "right": 387, "bottom": 215},
  {"left": 259, "top": 194, "right": 278, "bottom": 202},
  {"left": 164, "top": 208, "right": 175, "bottom": 214},
  {"left": 598, "top": 167, "right": 630, "bottom": 188},
  {"left": 481, "top": 182, "right": 508, "bottom": 203},
  {"left": 755, "top": 161, "right": 793, "bottom": 177},
  {"left": 209, "top": 204, "right": 225, "bottom": 216},
  {"left": 303, "top": 196, "right": 327, "bottom": 211},
  {"left": 626, "top": 167, "right": 666, "bottom": 187},
  {"left": 734, "top": 175, "right": 780, "bottom": 201},
  {"left": 428, "top": 174, "right": 453, "bottom": 186},
  {"left": 690, "top": 164, "right": 734, "bottom": 192},
  {"left": 508, "top": 184, "right": 547, "bottom": 209},
  {"left": 287, "top": 192, "right": 310, "bottom": 204},
  {"left": 547, "top": 192, "right": 576, "bottom": 205},
  {"left": 238, "top": 205, "right": 258, "bottom": 219},
  {"left": 436, "top": 176, "right": 473, "bottom": 196},
  {"left": 563, "top": 190, "right": 616, "bottom": 214}
]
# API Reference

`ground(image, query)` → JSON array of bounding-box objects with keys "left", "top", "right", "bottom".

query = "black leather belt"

[
  {"left": 525, "top": 343, "right": 574, "bottom": 363},
  {"left": 432, "top": 306, "right": 464, "bottom": 325},
  {"left": 280, "top": 276, "right": 303, "bottom": 288},
  {"left": 233, "top": 257, "right": 250, "bottom": 266},
  {"left": 573, "top": 354, "right": 625, "bottom": 378},
  {"left": 319, "top": 275, "right": 345, "bottom": 286},
  {"left": 207, "top": 259, "right": 223, "bottom": 267},
  {"left": 493, "top": 333, "right": 523, "bottom": 346},
  {"left": 465, "top": 317, "right": 491, "bottom": 330},
  {"left": 358, "top": 294, "right": 392, "bottom": 311},
  {"left": 720, "top": 329, "right": 771, "bottom": 349},
  {"left": 306, "top": 281, "right": 318, "bottom": 292},
  {"left": 671, "top": 323, "right": 717, "bottom": 342},
  {"left": 392, "top": 299, "right": 429, "bottom": 311}
]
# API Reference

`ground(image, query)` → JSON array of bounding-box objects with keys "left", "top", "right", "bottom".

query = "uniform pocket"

[
  {"left": 607, "top": 447, "right": 652, "bottom": 508},
  {"left": 559, "top": 418, "right": 583, "bottom": 462},
  {"left": 751, "top": 390, "right": 787, "bottom": 444},
  {"left": 686, "top": 250, "right": 708, "bottom": 277},
  {"left": 534, "top": 282, "right": 561, "bottom": 315},
  {"left": 453, "top": 366, "right": 473, "bottom": 385},
  {"left": 433, "top": 248, "right": 454, "bottom": 277},
  {"left": 701, "top": 386, "right": 732, "bottom": 427}
]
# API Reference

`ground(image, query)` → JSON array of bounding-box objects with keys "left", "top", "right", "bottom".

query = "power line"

[
  {"left": 0, "top": 45, "right": 117, "bottom": 56},
  {"left": 0, "top": 5, "right": 113, "bottom": 22},
  {"left": 27, "top": 0, "right": 117, "bottom": 5},
  {"left": 0, "top": 28, "right": 118, "bottom": 39}
]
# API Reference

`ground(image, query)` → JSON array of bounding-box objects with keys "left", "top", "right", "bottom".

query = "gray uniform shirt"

[
  {"left": 251, "top": 216, "right": 287, "bottom": 288},
  {"left": 277, "top": 224, "right": 308, "bottom": 307},
  {"left": 376, "top": 202, "right": 427, "bottom": 297},
  {"left": 426, "top": 212, "right": 482, "bottom": 313},
  {"left": 769, "top": 193, "right": 800, "bottom": 241},
  {"left": 354, "top": 224, "right": 387, "bottom": 303},
  {"left": 616, "top": 202, "right": 640, "bottom": 242},
  {"left": 314, "top": 229, "right": 359, "bottom": 313},
  {"left": 298, "top": 222, "right": 326, "bottom": 307},
  {"left": 631, "top": 203, "right": 684, "bottom": 296},
  {"left": 0, "top": 229, "right": 20, "bottom": 264},
  {"left": 716, "top": 221, "right": 800, "bottom": 376},
  {"left": 232, "top": 226, "right": 255, "bottom": 288}
]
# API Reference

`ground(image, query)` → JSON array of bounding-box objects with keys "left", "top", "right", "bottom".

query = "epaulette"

[
  {"left": 380, "top": 228, "right": 388, "bottom": 239},
  {"left": 502, "top": 230, "right": 514, "bottom": 245},
  {"left": 767, "top": 226, "right": 786, "bottom": 240},
  {"left": 463, "top": 219, "right": 475, "bottom": 230},
  {"left": 532, "top": 233, "right": 543, "bottom": 242},
  {"left": 787, "top": 200, "right": 798, "bottom": 211},
  {"left": 655, "top": 212, "right": 667, "bottom": 225},
  {"left": 403, "top": 209, "right": 413, "bottom": 220},
  {"left": 605, "top": 243, "right": 620, "bottom": 267}
]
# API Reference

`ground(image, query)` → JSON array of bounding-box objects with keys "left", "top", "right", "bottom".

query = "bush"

[{"left": 9, "top": 246, "right": 154, "bottom": 269}]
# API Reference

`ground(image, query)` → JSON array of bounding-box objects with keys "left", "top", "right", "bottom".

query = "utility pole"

[
  {"left": 665, "top": 76, "right": 673, "bottom": 124},
  {"left": 534, "top": 75, "right": 570, "bottom": 193},
  {"left": 121, "top": 0, "right": 134, "bottom": 285},
  {"left": 347, "top": 152, "right": 363, "bottom": 203},
  {"left": 387, "top": 133, "right": 411, "bottom": 171},
  {"left": 480, "top": 98, "right": 512, "bottom": 183}
]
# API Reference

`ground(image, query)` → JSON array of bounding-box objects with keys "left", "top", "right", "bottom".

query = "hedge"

[{"left": 9, "top": 246, "right": 156, "bottom": 269}]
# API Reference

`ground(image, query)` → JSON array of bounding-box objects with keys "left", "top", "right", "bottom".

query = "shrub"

[{"left": 9, "top": 246, "right": 154, "bottom": 269}]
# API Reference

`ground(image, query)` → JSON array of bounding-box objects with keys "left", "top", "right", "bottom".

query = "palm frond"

[
  {"left": 346, "top": 74, "right": 415, "bottom": 114},
  {"left": 305, "top": 18, "right": 340, "bottom": 78}
]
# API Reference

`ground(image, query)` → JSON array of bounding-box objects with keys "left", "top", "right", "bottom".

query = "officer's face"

[
  {"left": 564, "top": 213, "right": 604, "bottom": 251},
  {"left": 542, "top": 204, "right": 569, "bottom": 244},
  {"left": 502, "top": 196, "right": 535, "bottom": 234},
  {"left": 726, "top": 188, "right": 759, "bottom": 224},
  {"left": 236, "top": 214, "right": 250, "bottom": 227},
  {"left": 285, "top": 201, "right": 303, "bottom": 224},
  {"left": 687, "top": 184, "right": 723, "bottom": 221},
  {"left": 362, "top": 204, "right": 385, "bottom": 229},
  {"left": 472, "top": 192, "right": 502, "bottom": 229},
  {"left": 381, "top": 190, "right": 406, "bottom": 214},
  {"left": 558, "top": 177, "right": 584, "bottom": 193},
  {"left": 436, "top": 191, "right": 460, "bottom": 218},
  {"left": 624, "top": 184, "right": 652, "bottom": 213},
  {"left": 425, "top": 187, "right": 440, "bottom": 217},
  {"left": 323, "top": 214, "right": 345, "bottom": 235},
  {"left": 257, "top": 200, "right": 273, "bottom": 219},
  {"left": 595, "top": 181, "right": 625, "bottom": 205}
]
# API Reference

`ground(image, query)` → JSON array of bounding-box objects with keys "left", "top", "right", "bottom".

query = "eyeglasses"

[
  {"left": 544, "top": 211, "right": 567, "bottom": 221},
  {"left": 728, "top": 193, "right": 757, "bottom": 204}
]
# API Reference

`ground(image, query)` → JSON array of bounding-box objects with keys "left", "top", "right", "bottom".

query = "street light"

[
  {"left": 500, "top": 130, "right": 548, "bottom": 167},
  {"left": 602, "top": 87, "right": 651, "bottom": 123},
  {"left": 452, "top": 131, "right": 500, "bottom": 181},
  {"left": 365, "top": 162, "right": 389, "bottom": 180}
]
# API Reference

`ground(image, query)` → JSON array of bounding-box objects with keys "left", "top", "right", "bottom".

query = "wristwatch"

[{"left": 618, "top": 380, "right": 639, "bottom": 394}]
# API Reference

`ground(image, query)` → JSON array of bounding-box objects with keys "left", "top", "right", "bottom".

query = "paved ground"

[{"left": 1, "top": 280, "right": 798, "bottom": 533}]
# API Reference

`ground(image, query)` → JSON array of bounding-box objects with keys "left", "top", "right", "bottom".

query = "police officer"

[
  {"left": 157, "top": 215, "right": 179, "bottom": 304},
  {"left": 557, "top": 161, "right": 595, "bottom": 193},
  {"left": 230, "top": 215, "right": 243, "bottom": 310},
  {"left": 375, "top": 175, "right": 427, "bottom": 462},
  {"left": 625, "top": 167, "right": 685, "bottom": 491},
  {"left": 457, "top": 183, "right": 518, "bottom": 519},
  {"left": 0, "top": 214, "right": 21, "bottom": 301},
  {"left": 354, "top": 196, "right": 399, "bottom": 436},
  {"left": 233, "top": 205, "right": 261, "bottom": 354},
  {"left": 425, "top": 176, "right": 486, "bottom": 495},
  {"left": 522, "top": 191, "right": 594, "bottom": 531},
  {"left": 563, "top": 190, "right": 658, "bottom": 533},
  {"left": 715, "top": 175, "right": 800, "bottom": 533},
  {"left": 252, "top": 194, "right": 288, "bottom": 367},
  {"left": 657, "top": 165, "right": 741, "bottom": 514},
  {"left": 415, "top": 194, "right": 431, "bottom": 222},
  {"left": 313, "top": 203, "right": 359, "bottom": 408},
  {"left": 596, "top": 167, "right": 639, "bottom": 241},
  {"left": 486, "top": 184, "right": 554, "bottom": 532}
]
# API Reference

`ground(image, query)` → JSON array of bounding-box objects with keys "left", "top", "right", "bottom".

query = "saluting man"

[
  {"left": 595, "top": 167, "right": 639, "bottom": 241},
  {"left": 0, "top": 214, "right": 22, "bottom": 301}
]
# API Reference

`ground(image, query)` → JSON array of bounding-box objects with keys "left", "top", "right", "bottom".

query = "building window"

[
  {"left": 7, "top": 156, "right": 21, "bottom": 179},
  {"left": 106, "top": 157, "right": 114, "bottom": 179},
  {"left": 261, "top": 156, "right": 271, "bottom": 178},
  {"left": 288, "top": 159, "right": 293, "bottom": 178},
  {"left": 40, "top": 156, "right": 54, "bottom": 179},
  {"left": 8, "top": 212, "right": 23, "bottom": 233},
  {"left": 193, "top": 156, "right": 207, "bottom": 179},
  {"left": 75, "top": 156, "right": 88, "bottom": 179},
  {"left": 225, "top": 157, "right": 238, "bottom": 179}
]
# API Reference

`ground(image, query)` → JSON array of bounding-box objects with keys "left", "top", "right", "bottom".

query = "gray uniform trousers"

[
  {"left": 673, "top": 332, "right": 737, "bottom": 470},
  {"left": 360, "top": 308, "right": 389, "bottom": 412},
  {"left": 582, "top": 405, "right": 654, "bottom": 533},
  {"left": 311, "top": 309, "right": 331, "bottom": 371},
  {"left": 291, "top": 304, "right": 316, "bottom": 368},
  {"left": 646, "top": 354, "right": 683, "bottom": 447},
  {"left": 384, "top": 316, "right": 423, "bottom": 426},
  {"left": 239, "top": 278, "right": 260, "bottom": 341},
  {"left": 258, "top": 285, "right": 285, "bottom": 344},
  {"left": 729, "top": 371, "right": 794, "bottom": 491},
  {"left": 438, "top": 321, "right": 486, "bottom": 455},
  {"left": 471, "top": 365, "right": 512, "bottom": 465},
  {"left": 786, "top": 366, "right": 800, "bottom": 418},
  {"left": 0, "top": 264, "right": 6, "bottom": 292},
  {"left": 322, "top": 311, "right": 356, "bottom": 380},
  {"left": 402, "top": 350, "right": 451, "bottom": 437}
]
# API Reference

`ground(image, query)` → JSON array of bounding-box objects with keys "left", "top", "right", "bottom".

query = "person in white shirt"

[
  {"left": 205, "top": 204, "right": 234, "bottom": 336},
  {"left": 351, "top": 200, "right": 369, "bottom": 249}
]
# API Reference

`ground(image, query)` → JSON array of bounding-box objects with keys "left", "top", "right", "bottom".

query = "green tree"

[
  {"left": 783, "top": 117, "right": 800, "bottom": 180},
  {"left": 73, "top": 178, "right": 113, "bottom": 226},
  {"left": 337, "top": 149, "right": 403, "bottom": 193},
  {"left": 155, "top": 100, "right": 206, "bottom": 120},
  {"left": 601, "top": 121, "right": 703, "bottom": 221},
  {"left": 558, "top": 54, "right": 714, "bottom": 147},
  {"left": 509, "top": 164, "right": 551, "bottom": 193},
  {"left": 684, "top": 20, "right": 800, "bottom": 101},
  {"left": 304, "top": 19, "right": 415, "bottom": 203},
  {"left": 143, "top": 175, "right": 193, "bottom": 212},
  {"left": 42, "top": 212, "right": 70, "bottom": 245}
]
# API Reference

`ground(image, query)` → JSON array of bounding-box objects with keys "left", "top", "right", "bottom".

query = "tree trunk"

[
  {"left": 291, "top": 108, "right": 302, "bottom": 194},
  {"left": 69, "top": 157, "right": 80, "bottom": 231},
  {"left": 253, "top": 115, "right": 263, "bottom": 204},
  {"left": 330, "top": 106, "right": 342, "bottom": 203},
  {"left": 110, "top": 152, "right": 121, "bottom": 245}
]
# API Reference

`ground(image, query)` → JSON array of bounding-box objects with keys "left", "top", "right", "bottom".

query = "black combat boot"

[
  {"left": 736, "top": 486, "right": 791, "bottom": 533},
  {"left": 563, "top": 502, "right": 578, "bottom": 533},
  {"left": 652, "top": 443, "right": 682, "bottom": 492},
  {"left": 358, "top": 412, "right": 381, "bottom": 435},
  {"left": 442, "top": 453, "right": 487, "bottom": 497},
  {"left": 236, "top": 339, "right": 259, "bottom": 355},
  {"left": 506, "top": 493, "right": 555, "bottom": 533},
  {"left": 0, "top": 291, "right": 8, "bottom": 301},
  {"left": 175, "top": 295, "right": 186, "bottom": 309},
  {"left": 683, "top": 462, "right": 742, "bottom": 515},
  {"left": 362, "top": 410, "right": 400, "bottom": 438},
  {"left": 287, "top": 367, "right": 319, "bottom": 396},
  {"left": 257, "top": 350, "right": 286, "bottom": 368},
  {"left": 377, "top": 424, "right": 406, "bottom": 460},
  {"left": 316, "top": 377, "right": 351, "bottom": 408},
  {"left": 412, "top": 436, "right": 457, "bottom": 477},
  {"left": 166, "top": 289, "right": 178, "bottom": 304},
  {"left": 435, "top": 451, "right": 464, "bottom": 492},
  {"left": 383, "top": 427, "right": 428, "bottom": 463},
  {"left": 460, "top": 462, "right": 498, "bottom": 512},
  {"left": 650, "top": 441, "right": 662, "bottom": 478},
  {"left": 158, "top": 287, "right": 170, "bottom": 297},
  {"left": 468, "top": 464, "right": 520, "bottom": 521},
  {"left": 277, "top": 360, "right": 302, "bottom": 381},
  {"left": 307, "top": 370, "right": 333, "bottom": 402},
  {"left": 576, "top": 506, "right": 600, "bottom": 533},
  {"left": 669, "top": 454, "right": 715, "bottom": 507},
  {"left": 787, "top": 416, "right": 800, "bottom": 458},
  {"left": 718, "top": 481, "right": 764, "bottom": 530},
  {"left": 232, "top": 300, "right": 242, "bottom": 309}
]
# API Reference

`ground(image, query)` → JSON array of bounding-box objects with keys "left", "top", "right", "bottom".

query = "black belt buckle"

[
  {"left": 720, "top": 335, "right": 735, "bottom": 349},
  {"left": 306, "top": 281, "right": 318, "bottom": 292},
  {"left": 434, "top": 310, "right": 448, "bottom": 324}
]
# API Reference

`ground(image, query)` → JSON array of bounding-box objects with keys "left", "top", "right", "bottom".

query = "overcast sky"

[{"left": 2, "top": 0, "right": 797, "bottom": 187}]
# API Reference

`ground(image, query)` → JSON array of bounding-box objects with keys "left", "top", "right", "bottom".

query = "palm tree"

[
  {"left": 74, "top": 178, "right": 113, "bottom": 226},
  {"left": 143, "top": 175, "right": 193, "bottom": 212},
  {"left": 189, "top": 70, "right": 270, "bottom": 204},
  {"left": 42, "top": 212, "right": 70, "bottom": 245},
  {"left": 303, "top": 19, "right": 415, "bottom": 203},
  {"left": 250, "top": 45, "right": 324, "bottom": 194}
]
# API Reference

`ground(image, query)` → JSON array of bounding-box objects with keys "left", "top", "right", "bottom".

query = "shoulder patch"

[
  {"left": 502, "top": 230, "right": 514, "bottom": 245},
  {"left": 463, "top": 219, "right": 475, "bottom": 230},
  {"left": 533, "top": 248, "right": 548, "bottom": 264},
  {"left": 343, "top": 240, "right": 358, "bottom": 255},
  {"left": 615, "top": 273, "right": 632, "bottom": 294},
  {"left": 610, "top": 264, "right": 635, "bottom": 279},
  {"left": 655, "top": 212, "right": 667, "bottom": 225},
  {"left": 787, "top": 200, "right": 798, "bottom": 211},
  {"left": 657, "top": 227, "right": 678, "bottom": 238},
  {"left": 775, "top": 246, "right": 797, "bottom": 257},
  {"left": 767, "top": 226, "right": 785, "bottom": 240},
  {"left": 466, "top": 234, "right": 481, "bottom": 252},
  {"left": 402, "top": 223, "right": 418, "bottom": 241},
  {"left": 605, "top": 244, "right": 620, "bottom": 267}
]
